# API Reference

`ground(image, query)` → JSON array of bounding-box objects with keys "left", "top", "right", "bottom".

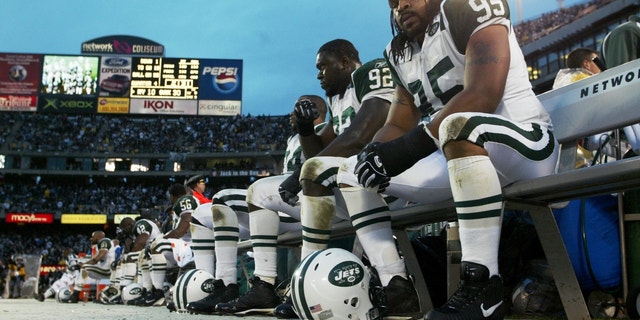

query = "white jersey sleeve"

[{"left": 385, "top": 0, "right": 551, "bottom": 126}]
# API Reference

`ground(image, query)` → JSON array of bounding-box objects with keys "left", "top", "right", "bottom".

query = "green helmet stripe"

[{"left": 293, "top": 250, "right": 324, "bottom": 319}]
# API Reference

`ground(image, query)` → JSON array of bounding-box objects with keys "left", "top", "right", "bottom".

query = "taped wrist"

[
  {"left": 297, "top": 122, "right": 315, "bottom": 136},
  {"left": 376, "top": 123, "right": 439, "bottom": 176}
]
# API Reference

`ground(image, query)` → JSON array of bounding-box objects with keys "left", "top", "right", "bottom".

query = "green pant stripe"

[
  {"left": 215, "top": 226, "right": 239, "bottom": 232},
  {"left": 251, "top": 235, "right": 278, "bottom": 241},
  {"left": 352, "top": 216, "right": 391, "bottom": 231},
  {"left": 279, "top": 216, "right": 299, "bottom": 223},
  {"left": 215, "top": 236, "right": 239, "bottom": 242},
  {"left": 301, "top": 225, "right": 331, "bottom": 235},
  {"left": 458, "top": 117, "right": 556, "bottom": 160},
  {"left": 302, "top": 235, "right": 330, "bottom": 244},
  {"left": 457, "top": 208, "right": 502, "bottom": 220},
  {"left": 350, "top": 206, "right": 388, "bottom": 222},
  {"left": 315, "top": 167, "right": 339, "bottom": 189},
  {"left": 455, "top": 194, "right": 503, "bottom": 208},
  {"left": 191, "top": 246, "right": 215, "bottom": 251}
]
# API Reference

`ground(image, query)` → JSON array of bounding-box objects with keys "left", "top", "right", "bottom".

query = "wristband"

[
  {"left": 376, "top": 122, "right": 439, "bottom": 176},
  {"left": 297, "top": 122, "right": 315, "bottom": 136}
]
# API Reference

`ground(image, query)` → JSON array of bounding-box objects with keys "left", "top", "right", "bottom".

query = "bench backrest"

[
  {"left": 537, "top": 58, "right": 640, "bottom": 172},
  {"left": 538, "top": 58, "right": 640, "bottom": 143}
]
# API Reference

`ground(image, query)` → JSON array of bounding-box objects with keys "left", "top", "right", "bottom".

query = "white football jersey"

[
  {"left": 133, "top": 218, "right": 163, "bottom": 244},
  {"left": 384, "top": 0, "right": 551, "bottom": 126},
  {"left": 283, "top": 133, "right": 303, "bottom": 174},
  {"left": 327, "top": 58, "right": 395, "bottom": 136}
]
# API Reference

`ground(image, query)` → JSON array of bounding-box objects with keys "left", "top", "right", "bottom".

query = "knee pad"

[
  {"left": 211, "top": 204, "right": 239, "bottom": 228},
  {"left": 439, "top": 113, "right": 469, "bottom": 146}
]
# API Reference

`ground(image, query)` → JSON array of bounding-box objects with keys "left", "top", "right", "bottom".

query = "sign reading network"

[{"left": 81, "top": 35, "right": 165, "bottom": 57}]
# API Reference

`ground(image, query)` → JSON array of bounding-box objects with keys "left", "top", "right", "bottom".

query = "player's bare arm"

[
  {"left": 373, "top": 86, "right": 422, "bottom": 143},
  {"left": 131, "top": 233, "right": 149, "bottom": 252},
  {"left": 299, "top": 114, "right": 336, "bottom": 158},
  {"left": 427, "top": 24, "right": 510, "bottom": 141},
  {"left": 164, "top": 213, "right": 191, "bottom": 239},
  {"left": 91, "top": 249, "right": 109, "bottom": 264},
  {"left": 314, "top": 97, "right": 390, "bottom": 157}
]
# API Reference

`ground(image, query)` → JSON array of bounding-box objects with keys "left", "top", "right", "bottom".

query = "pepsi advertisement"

[{"left": 198, "top": 59, "right": 242, "bottom": 116}]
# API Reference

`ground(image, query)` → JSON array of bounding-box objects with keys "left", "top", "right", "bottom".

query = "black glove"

[
  {"left": 279, "top": 169, "right": 302, "bottom": 206},
  {"left": 294, "top": 99, "right": 319, "bottom": 136},
  {"left": 355, "top": 142, "right": 390, "bottom": 193}
]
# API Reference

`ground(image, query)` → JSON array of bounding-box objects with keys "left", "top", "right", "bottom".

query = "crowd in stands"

[
  {"left": 1, "top": 181, "right": 169, "bottom": 216},
  {"left": 0, "top": 232, "right": 91, "bottom": 266},
  {"left": 514, "top": 0, "right": 614, "bottom": 46},
  {"left": 0, "top": 178, "right": 252, "bottom": 216},
  {"left": 1, "top": 112, "right": 291, "bottom": 154}
]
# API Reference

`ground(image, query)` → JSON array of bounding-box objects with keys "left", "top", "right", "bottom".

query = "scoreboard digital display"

[
  {"left": 130, "top": 57, "right": 199, "bottom": 99},
  {"left": 0, "top": 50, "right": 242, "bottom": 116}
]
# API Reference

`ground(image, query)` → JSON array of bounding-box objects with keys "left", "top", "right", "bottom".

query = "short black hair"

[
  {"left": 169, "top": 183, "right": 188, "bottom": 198},
  {"left": 318, "top": 39, "right": 361, "bottom": 64}
]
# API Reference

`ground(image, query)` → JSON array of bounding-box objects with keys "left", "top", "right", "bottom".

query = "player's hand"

[
  {"left": 355, "top": 142, "right": 390, "bottom": 193},
  {"left": 279, "top": 169, "right": 302, "bottom": 206},
  {"left": 294, "top": 99, "right": 319, "bottom": 125}
]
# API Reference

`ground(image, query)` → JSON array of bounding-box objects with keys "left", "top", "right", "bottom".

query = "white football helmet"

[
  {"left": 67, "top": 254, "right": 79, "bottom": 271},
  {"left": 172, "top": 269, "right": 215, "bottom": 312},
  {"left": 56, "top": 288, "right": 73, "bottom": 303},
  {"left": 99, "top": 286, "right": 121, "bottom": 304},
  {"left": 122, "top": 283, "right": 145, "bottom": 304},
  {"left": 290, "top": 248, "right": 382, "bottom": 320}
]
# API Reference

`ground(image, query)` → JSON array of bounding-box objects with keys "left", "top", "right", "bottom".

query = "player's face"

[
  {"left": 316, "top": 51, "right": 349, "bottom": 97},
  {"left": 389, "top": 0, "right": 438, "bottom": 41},
  {"left": 121, "top": 222, "right": 133, "bottom": 235}
]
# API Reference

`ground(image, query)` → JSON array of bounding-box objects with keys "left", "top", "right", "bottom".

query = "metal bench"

[{"left": 238, "top": 58, "right": 640, "bottom": 319}]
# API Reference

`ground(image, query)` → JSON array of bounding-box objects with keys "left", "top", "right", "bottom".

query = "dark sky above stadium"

[{"left": 1, "top": 0, "right": 584, "bottom": 116}]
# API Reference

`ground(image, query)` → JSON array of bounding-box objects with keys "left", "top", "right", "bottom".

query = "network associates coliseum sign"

[{"left": 81, "top": 35, "right": 165, "bottom": 57}]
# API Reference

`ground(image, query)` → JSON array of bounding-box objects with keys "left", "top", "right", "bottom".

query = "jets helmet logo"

[{"left": 328, "top": 261, "right": 364, "bottom": 287}]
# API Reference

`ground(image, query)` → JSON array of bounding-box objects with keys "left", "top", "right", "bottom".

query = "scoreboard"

[
  {"left": 0, "top": 52, "right": 243, "bottom": 116},
  {"left": 130, "top": 58, "right": 200, "bottom": 99}
]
